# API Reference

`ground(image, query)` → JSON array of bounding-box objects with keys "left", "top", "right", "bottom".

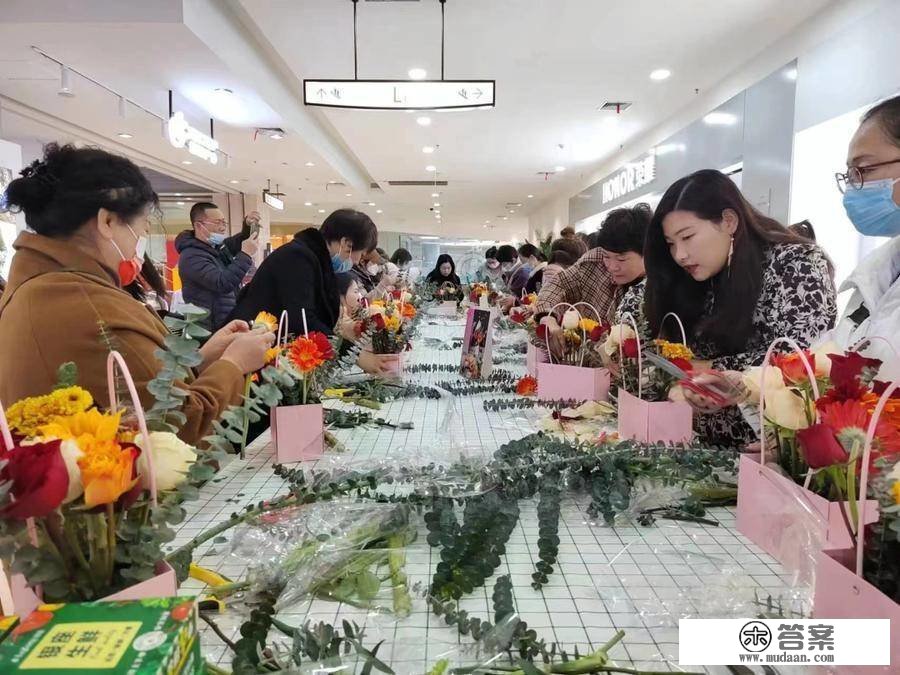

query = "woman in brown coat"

[{"left": 0, "top": 144, "right": 273, "bottom": 445}]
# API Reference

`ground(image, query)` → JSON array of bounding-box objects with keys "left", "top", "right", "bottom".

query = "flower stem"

[
  {"left": 847, "top": 456, "right": 859, "bottom": 536},
  {"left": 239, "top": 375, "right": 253, "bottom": 459},
  {"left": 106, "top": 503, "right": 116, "bottom": 583}
]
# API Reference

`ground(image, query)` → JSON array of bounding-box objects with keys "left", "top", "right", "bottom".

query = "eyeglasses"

[{"left": 835, "top": 158, "right": 900, "bottom": 193}]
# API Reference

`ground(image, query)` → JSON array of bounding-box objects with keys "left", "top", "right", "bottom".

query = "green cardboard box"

[{"left": 0, "top": 597, "right": 200, "bottom": 674}]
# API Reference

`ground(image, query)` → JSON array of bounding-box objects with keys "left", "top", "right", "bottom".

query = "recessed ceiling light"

[
  {"left": 174, "top": 193, "right": 182, "bottom": 196},
  {"left": 229, "top": 179, "right": 240, "bottom": 184},
  {"left": 433, "top": 202, "right": 441, "bottom": 207},
  {"left": 703, "top": 111, "right": 737, "bottom": 126},
  {"left": 176, "top": 201, "right": 184, "bottom": 206},
  {"left": 554, "top": 165, "right": 566, "bottom": 172},
  {"left": 434, "top": 210, "right": 441, "bottom": 214},
  {"left": 501, "top": 216, "right": 508, "bottom": 220},
  {"left": 345, "top": 193, "right": 352, "bottom": 197},
  {"left": 431, "top": 192, "right": 440, "bottom": 198},
  {"left": 376, "top": 209, "right": 383, "bottom": 214},
  {"left": 416, "top": 116, "right": 432, "bottom": 127},
  {"left": 484, "top": 220, "right": 491, "bottom": 224},
  {"left": 305, "top": 161, "right": 315, "bottom": 167},
  {"left": 527, "top": 194, "right": 534, "bottom": 198},
  {"left": 270, "top": 133, "right": 284, "bottom": 140},
  {"left": 318, "top": 209, "right": 326, "bottom": 213},
  {"left": 425, "top": 165, "right": 437, "bottom": 172},
  {"left": 117, "top": 132, "right": 133, "bottom": 139},
  {"left": 367, "top": 202, "right": 376, "bottom": 206},
  {"left": 408, "top": 67, "right": 427, "bottom": 80},
  {"left": 422, "top": 146, "right": 435, "bottom": 154},
  {"left": 649, "top": 68, "right": 671, "bottom": 81},
  {"left": 182, "top": 160, "right": 192, "bottom": 165},
  {"left": 509, "top": 209, "right": 515, "bottom": 214},
  {"left": 304, "top": 201, "right": 313, "bottom": 206}
]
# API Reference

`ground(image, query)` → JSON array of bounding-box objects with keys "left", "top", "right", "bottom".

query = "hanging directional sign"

[{"left": 303, "top": 79, "right": 495, "bottom": 110}]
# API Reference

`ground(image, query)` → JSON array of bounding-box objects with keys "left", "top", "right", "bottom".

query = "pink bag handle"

[
  {"left": 855, "top": 380, "right": 897, "bottom": 577},
  {"left": 758, "top": 337, "right": 820, "bottom": 465},
  {"left": 617, "top": 312, "right": 644, "bottom": 398},
  {"left": 544, "top": 302, "right": 590, "bottom": 367},
  {"left": 106, "top": 351, "right": 158, "bottom": 506},
  {"left": 275, "top": 310, "right": 289, "bottom": 368}
]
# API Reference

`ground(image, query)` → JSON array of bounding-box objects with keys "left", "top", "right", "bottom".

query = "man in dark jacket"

[{"left": 176, "top": 202, "right": 259, "bottom": 331}]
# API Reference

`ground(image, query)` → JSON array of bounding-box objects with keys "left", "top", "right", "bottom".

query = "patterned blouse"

[{"left": 691, "top": 242, "right": 837, "bottom": 446}]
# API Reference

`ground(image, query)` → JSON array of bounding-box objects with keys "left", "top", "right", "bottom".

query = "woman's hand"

[
  {"left": 337, "top": 317, "right": 358, "bottom": 341},
  {"left": 357, "top": 350, "right": 395, "bottom": 376},
  {"left": 680, "top": 370, "right": 745, "bottom": 414},
  {"left": 221, "top": 328, "right": 275, "bottom": 374},
  {"left": 199, "top": 320, "right": 250, "bottom": 370},
  {"left": 498, "top": 295, "right": 517, "bottom": 313},
  {"left": 599, "top": 347, "right": 621, "bottom": 379}
]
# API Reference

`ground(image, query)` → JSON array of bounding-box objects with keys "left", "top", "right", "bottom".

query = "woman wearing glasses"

[{"left": 832, "top": 95, "right": 900, "bottom": 379}]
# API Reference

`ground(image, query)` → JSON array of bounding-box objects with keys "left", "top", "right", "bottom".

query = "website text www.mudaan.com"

[{"left": 738, "top": 653, "right": 836, "bottom": 664}]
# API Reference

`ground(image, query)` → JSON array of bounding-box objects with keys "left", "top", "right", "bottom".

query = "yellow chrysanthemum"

[
  {"left": 253, "top": 311, "right": 278, "bottom": 332},
  {"left": 893, "top": 481, "right": 900, "bottom": 506},
  {"left": 39, "top": 409, "right": 122, "bottom": 443},
  {"left": 6, "top": 386, "right": 94, "bottom": 437},
  {"left": 654, "top": 339, "right": 695, "bottom": 361},
  {"left": 383, "top": 314, "right": 402, "bottom": 332},
  {"left": 579, "top": 318, "right": 599, "bottom": 333},
  {"left": 264, "top": 346, "right": 282, "bottom": 365}
]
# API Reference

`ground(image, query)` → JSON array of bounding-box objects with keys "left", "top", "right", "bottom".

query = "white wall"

[
  {"left": 790, "top": 0, "right": 900, "bottom": 307},
  {"left": 0, "top": 138, "right": 24, "bottom": 279},
  {"left": 528, "top": 195, "right": 569, "bottom": 242}
]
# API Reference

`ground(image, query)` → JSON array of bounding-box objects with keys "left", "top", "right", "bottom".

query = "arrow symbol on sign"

[
  {"left": 458, "top": 89, "right": 468, "bottom": 99},
  {"left": 473, "top": 89, "right": 483, "bottom": 98},
  {"left": 317, "top": 88, "right": 327, "bottom": 98}
]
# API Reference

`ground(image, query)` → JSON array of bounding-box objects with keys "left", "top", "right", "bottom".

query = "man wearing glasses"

[{"left": 176, "top": 202, "right": 260, "bottom": 331}]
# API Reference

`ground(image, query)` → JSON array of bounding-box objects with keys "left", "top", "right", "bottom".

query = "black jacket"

[
  {"left": 229, "top": 228, "right": 339, "bottom": 335},
  {"left": 175, "top": 230, "right": 252, "bottom": 331}
]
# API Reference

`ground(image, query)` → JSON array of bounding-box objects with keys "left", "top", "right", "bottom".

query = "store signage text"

[
  {"left": 303, "top": 80, "right": 495, "bottom": 110},
  {"left": 167, "top": 112, "right": 219, "bottom": 165},
  {"left": 601, "top": 155, "right": 656, "bottom": 204}
]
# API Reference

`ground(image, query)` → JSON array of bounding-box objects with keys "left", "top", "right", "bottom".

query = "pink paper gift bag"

[
  {"left": 270, "top": 403, "right": 325, "bottom": 463},
  {"left": 810, "top": 381, "right": 900, "bottom": 674},
  {"left": 614, "top": 312, "right": 693, "bottom": 444},
  {"left": 380, "top": 352, "right": 406, "bottom": 378},
  {"left": 736, "top": 338, "right": 878, "bottom": 579},
  {"left": 1, "top": 352, "right": 181, "bottom": 616},
  {"left": 617, "top": 388, "right": 693, "bottom": 444},
  {"left": 536, "top": 361, "right": 610, "bottom": 402}
]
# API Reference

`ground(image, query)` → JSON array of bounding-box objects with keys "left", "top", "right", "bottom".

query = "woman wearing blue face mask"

[
  {"left": 230, "top": 209, "right": 395, "bottom": 376},
  {"left": 832, "top": 94, "right": 900, "bottom": 379}
]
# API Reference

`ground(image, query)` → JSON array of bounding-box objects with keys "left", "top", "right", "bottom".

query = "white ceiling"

[{"left": 0, "top": 0, "right": 837, "bottom": 239}]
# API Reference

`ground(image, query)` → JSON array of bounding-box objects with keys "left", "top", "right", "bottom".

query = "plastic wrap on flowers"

[{"left": 226, "top": 501, "right": 415, "bottom": 613}]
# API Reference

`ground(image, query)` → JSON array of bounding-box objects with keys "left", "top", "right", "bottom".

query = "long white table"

[{"left": 171, "top": 316, "right": 803, "bottom": 674}]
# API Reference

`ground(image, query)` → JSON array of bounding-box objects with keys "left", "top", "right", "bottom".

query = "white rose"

[
  {"left": 59, "top": 439, "right": 84, "bottom": 504},
  {"left": 764, "top": 388, "right": 812, "bottom": 431},
  {"left": 134, "top": 431, "right": 197, "bottom": 492},
  {"left": 367, "top": 304, "right": 386, "bottom": 317},
  {"left": 603, "top": 324, "right": 636, "bottom": 357},
  {"left": 741, "top": 365, "right": 786, "bottom": 404},
  {"left": 811, "top": 340, "right": 841, "bottom": 378},
  {"left": 561, "top": 308, "right": 581, "bottom": 330}
]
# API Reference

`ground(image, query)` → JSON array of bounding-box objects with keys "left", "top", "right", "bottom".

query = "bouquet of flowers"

[
  {"left": 604, "top": 324, "right": 696, "bottom": 402},
  {"left": 433, "top": 281, "right": 464, "bottom": 303},
  {"left": 539, "top": 307, "right": 608, "bottom": 367},
  {"left": 866, "top": 455, "right": 900, "bottom": 602},
  {"left": 359, "top": 299, "right": 414, "bottom": 355},
  {"left": 0, "top": 368, "right": 206, "bottom": 602},
  {"left": 743, "top": 347, "right": 900, "bottom": 522},
  {"left": 465, "top": 282, "right": 499, "bottom": 307},
  {"left": 266, "top": 331, "right": 337, "bottom": 406}
]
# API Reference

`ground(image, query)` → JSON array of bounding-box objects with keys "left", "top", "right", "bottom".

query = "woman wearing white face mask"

[
  {"left": 831, "top": 95, "right": 900, "bottom": 379},
  {"left": 0, "top": 144, "right": 274, "bottom": 445}
]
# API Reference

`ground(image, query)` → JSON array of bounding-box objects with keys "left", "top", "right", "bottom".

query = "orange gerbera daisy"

[
  {"left": 400, "top": 303, "right": 417, "bottom": 320},
  {"left": 516, "top": 376, "right": 538, "bottom": 397}
]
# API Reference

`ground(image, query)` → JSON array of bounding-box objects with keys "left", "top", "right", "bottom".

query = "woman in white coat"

[{"left": 832, "top": 94, "right": 900, "bottom": 380}]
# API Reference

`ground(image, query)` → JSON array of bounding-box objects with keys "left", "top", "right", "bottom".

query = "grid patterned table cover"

[{"left": 171, "top": 316, "right": 806, "bottom": 674}]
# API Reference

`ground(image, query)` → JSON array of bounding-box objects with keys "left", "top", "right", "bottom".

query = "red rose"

[
  {"left": 669, "top": 357, "right": 693, "bottom": 372},
  {"left": 1, "top": 440, "right": 69, "bottom": 519},
  {"left": 372, "top": 313, "right": 386, "bottom": 330},
  {"left": 796, "top": 424, "right": 848, "bottom": 469},
  {"left": 829, "top": 352, "right": 882, "bottom": 390},
  {"left": 873, "top": 380, "right": 900, "bottom": 398},
  {"left": 309, "top": 331, "right": 335, "bottom": 360},
  {"left": 535, "top": 323, "right": 548, "bottom": 340},
  {"left": 589, "top": 325, "right": 608, "bottom": 342},
  {"left": 622, "top": 338, "right": 640, "bottom": 359},
  {"left": 390, "top": 289, "right": 402, "bottom": 300}
]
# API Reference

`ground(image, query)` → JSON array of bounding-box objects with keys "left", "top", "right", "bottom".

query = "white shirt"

[{"left": 829, "top": 236, "right": 900, "bottom": 381}]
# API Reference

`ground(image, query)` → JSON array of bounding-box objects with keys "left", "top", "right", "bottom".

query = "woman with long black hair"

[
  {"left": 425, "top": 253, "right": 461, "bottom": 287},
  {"left": 644, "top": 169, "right": 837, "bottom": 446}
]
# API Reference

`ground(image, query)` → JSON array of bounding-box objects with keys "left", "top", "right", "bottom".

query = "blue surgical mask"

[
  {"left": 207, "top": 232, "right": 226, "bottom": 247},
  {"left": 843, "top": 177, "right": 900, "bottom": 237},
  {"left": 331, "top": 254, "right": 353, "bottom": 273}
]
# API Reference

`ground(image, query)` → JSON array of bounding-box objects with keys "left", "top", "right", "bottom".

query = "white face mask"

[{"left": 131, "top": 226, "right": 148, "bottom": 260}]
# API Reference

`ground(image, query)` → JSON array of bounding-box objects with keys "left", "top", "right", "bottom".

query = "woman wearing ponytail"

[{"left": 0, "top": 143, "right": 274, "bottom": 445}]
